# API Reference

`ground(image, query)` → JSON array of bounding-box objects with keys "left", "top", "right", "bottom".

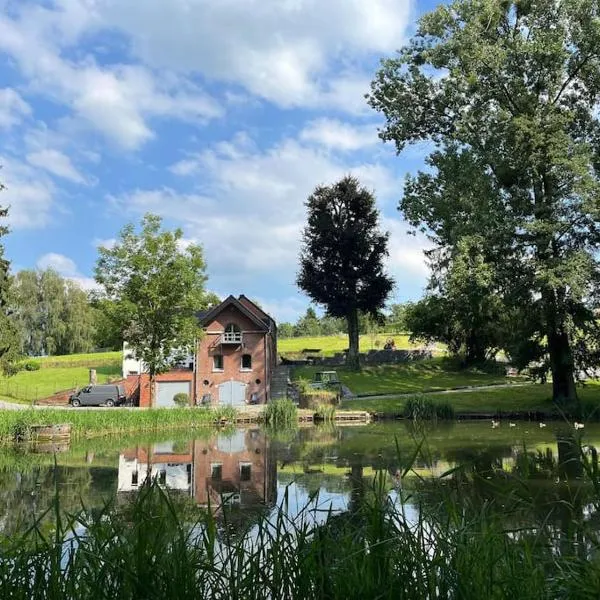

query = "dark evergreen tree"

[{"left": 297, "top": 176, "right": 394, "bottom": 370}]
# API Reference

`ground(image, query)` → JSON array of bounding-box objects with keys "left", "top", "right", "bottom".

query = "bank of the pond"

[
  {"left": 340, "top": 383, "right": 600, "bottom": 420},
  {"left": 0, "top": 407, "right": 240, "bottom": 443}
]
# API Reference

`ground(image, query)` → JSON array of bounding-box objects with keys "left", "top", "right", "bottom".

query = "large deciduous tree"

[
  {"left": 369, "top": 0, "right": 600, "bottom": 405},
  {"left": 0, "top": 204, "right": 19, "bottom": 374},
  {"left": 11, "top": 269, "right": 96, "bottom": 356},
  {"left": 297, "top": 176, "right": 394, "bottom": 370},
  {"left": 95, "top": 214, "right": 208, "bottom": 397}
]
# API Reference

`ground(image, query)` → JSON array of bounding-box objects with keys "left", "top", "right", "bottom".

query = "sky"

[{"left": 0, "top": 0, "right": 440, "bottom": 324}]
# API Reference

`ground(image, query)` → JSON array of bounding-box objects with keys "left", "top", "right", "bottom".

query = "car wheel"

[
  {"left": 71, "top": 399, "right": 81, "bottom": 408},
  {"left": 105, "top": 399, "right": 115, "bottom": 407}
]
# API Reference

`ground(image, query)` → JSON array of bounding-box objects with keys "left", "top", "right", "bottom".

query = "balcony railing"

[{"left": 220, "top": 332, "right": 243, "bottom": 344}]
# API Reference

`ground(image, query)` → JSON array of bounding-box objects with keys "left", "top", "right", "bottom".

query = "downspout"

[{"left": 264, "top": 334, "right": 268, "bottom": 404}]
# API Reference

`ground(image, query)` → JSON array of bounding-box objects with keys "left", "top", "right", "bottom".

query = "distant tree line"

[{"left": 277, "top": 304, "right": 413, "bottom": 339}]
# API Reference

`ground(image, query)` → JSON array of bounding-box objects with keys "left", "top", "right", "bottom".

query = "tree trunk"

[
  {"left": 346, "top": 308, "right": 360, "bottom": 371},
  {"left": 548, "top": 328, "right": 577, "bottom": 406},
  {"left": 543, "top": 289, "right": 577, "bottom": 406}
]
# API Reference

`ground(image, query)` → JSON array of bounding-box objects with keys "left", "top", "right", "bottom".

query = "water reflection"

[
  {"left": 118, "top": 429, "right": 277, "bottom": 514},
  {"left": 0, "top": 422, "right": 598, "bottom": 542}
]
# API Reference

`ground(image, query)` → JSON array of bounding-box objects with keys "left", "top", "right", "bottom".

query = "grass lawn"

[
  {"left": 0, "top": 352, "right": 122, "bottom": 402},
  {"left": 278, "top": 334, "right": 445, "bottom": 357},
  {"left": 293, "top": 358, "right": 519, "bottom": 396},
  {"left": 341, "top": 383, "right": 600, "bottom": 415}
]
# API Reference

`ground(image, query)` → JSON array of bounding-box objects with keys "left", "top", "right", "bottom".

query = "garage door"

[
  {"left": 156, "top": 381, "right": 191, "bottom": 408},
  {"left": 218, "top": 381, "right": 246, "bottom": 407}
]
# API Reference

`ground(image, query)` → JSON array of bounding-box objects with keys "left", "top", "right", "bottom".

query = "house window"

[
  {"left": 213, "top": 354, "right": 224, "bottom": 371},
  {"left": 211, "top": 463, "right": 223, "bottom": 481},
  {"left": 241, "top": 354, "right": 252, "bottom": 370},
  {"left": 158, "top": 470, "right": 166, "bottom": 486},
  {"left": 240, "top": 463, "right": 252, "bottom": 482}
]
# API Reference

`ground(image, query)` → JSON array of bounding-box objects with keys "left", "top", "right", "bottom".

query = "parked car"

[{"left": 69, "top": 384, "right": 126, "bottom": 408}]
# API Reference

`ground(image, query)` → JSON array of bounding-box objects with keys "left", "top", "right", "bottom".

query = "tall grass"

[
  {"left": 403, "top": 395, "right": 455, "bottom": 421},
  {"left": 1, "top": 436, "right": 599, "bottom": 599},
  {"left": 0, "top": 407, "right": 238, "bottom": 443},
  {"left": 263, "top": 399, "right": 297, "bottom": 428}
]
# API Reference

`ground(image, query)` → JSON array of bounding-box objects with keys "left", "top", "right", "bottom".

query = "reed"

[
  {"left": 403, "top": 395, "right": 455, "bottom": 421},
  {"left": 0, "top": 407, "right": 237, "bottom": 443},
  {"left": 263, "top": 399, "right": 298, "bottom": 428}
]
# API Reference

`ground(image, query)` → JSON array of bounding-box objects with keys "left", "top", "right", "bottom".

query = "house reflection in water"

[{"left": 117, "top": 429, "right": 276, "bottom": 512}]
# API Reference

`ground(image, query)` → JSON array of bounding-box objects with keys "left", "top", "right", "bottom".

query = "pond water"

[{"left": 1, "top": 420, "right": 599, "bottom": 537}]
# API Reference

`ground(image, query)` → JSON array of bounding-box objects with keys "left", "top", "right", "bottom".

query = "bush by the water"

[
  {"left": 173, "top": 393, "right": 189, "bottom": 407},
  {"left": 403, "top": 396, "right": 455, "bottom": 421},
  {"left": 263, "top": 399, "right": 297, "bottom": 428}
]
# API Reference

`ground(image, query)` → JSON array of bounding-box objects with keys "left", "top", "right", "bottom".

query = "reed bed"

[
  {"left": 0, "top": 407, "right": 237, "bottom": 443},
  {"left": 263, "top": 399, "right": 298, "bottom": 428}
]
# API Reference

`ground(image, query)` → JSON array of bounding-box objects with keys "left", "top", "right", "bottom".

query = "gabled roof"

[
  {"left": 238, "top": 295, "right": 276, "bottom": 330},
  {"left": 198, "top": 295, "right": 270, "bottom": 331}
]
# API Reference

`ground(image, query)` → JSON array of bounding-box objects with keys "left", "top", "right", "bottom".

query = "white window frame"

[
  {"left": 240, "top": 353, "right": 252, "bottom": 372},
  {"left": 213, "top": 354, "right": 224, "bottom": 372}
]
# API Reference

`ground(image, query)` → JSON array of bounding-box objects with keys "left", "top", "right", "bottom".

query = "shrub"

[
  {"left": 21, "top": 361, "right": 41, "bottom": 372},
  {"left": 173, "top": 393, "right": 189, "bottom": 408}
]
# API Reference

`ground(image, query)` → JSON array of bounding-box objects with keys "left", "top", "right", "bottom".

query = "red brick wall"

[
  {"left": 196, "top": 307, "right": 269, "bottom": 405},
  {"left": 130, "top": 370, "right": 195, "bottom": 408}
]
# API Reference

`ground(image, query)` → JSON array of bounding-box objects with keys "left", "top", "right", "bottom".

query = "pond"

[{"left": 1, "top": 420, "right": 598, "bottom": 537}]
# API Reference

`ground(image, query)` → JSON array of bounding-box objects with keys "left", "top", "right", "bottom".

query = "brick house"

[
  {"left": 127, "top": 295, "right": 277, "bottom": 408},
  {"left": 196, "top": 295, "right": 277, "bottom": 407}
]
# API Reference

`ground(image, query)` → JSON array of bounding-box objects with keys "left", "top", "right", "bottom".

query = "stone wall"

[{"left": 314, "top": 348, "right": 432, "bottom": 367}]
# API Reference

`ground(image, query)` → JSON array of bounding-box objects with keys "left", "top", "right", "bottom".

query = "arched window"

[{"left": 241, "top": 354, "right": 252, "bottom": 370}]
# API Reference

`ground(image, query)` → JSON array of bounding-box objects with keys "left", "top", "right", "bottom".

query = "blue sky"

[{"left": 0, "top": 0, "right": 440, "bottom": 323}]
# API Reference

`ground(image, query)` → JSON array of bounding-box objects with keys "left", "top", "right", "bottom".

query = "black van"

[{"left": 69, "top": 384, "right": 126, "bottom": 407}]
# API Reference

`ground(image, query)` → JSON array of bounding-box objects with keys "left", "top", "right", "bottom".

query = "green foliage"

[
  {"left": 173, "top": 392, "right": 189, "bottom": 407},
  {"left": 297, "top": 176, "right": 394, "bottom": 371},
  {"left": 10, "top": 269, "right": 96, "bottom": 356},
  {"left": 95, "top": 214, "right": 209, "bottom": 379},
  {"left": 0, "top": 204, "right": 20, "bottom": 376},
  {"left": 20, "top": 361, "right": 40, "bottom": 372},
  {"left": 263, "top": 399, "right": 297, "bottom": 428},
  {"left": 314, "top": 403, "right": 336, "bottom": 421},
  {"left": 406, "top": 240, "right": 513, "bottom": 365},
  {"left": 403, "top": 396, "right": 455, "bottom": 421},
  {"left": 369, "top": 0, "right": 600, "bottom": 404}
]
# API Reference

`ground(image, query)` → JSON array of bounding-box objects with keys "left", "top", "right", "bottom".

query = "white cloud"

[
  {"left": 95, "top": 0, "right": 413, "bottom": 111},
  {"left": 2, "top": 0, "right": 412, "bottom": 115},
  {"left": 36, "top": 252, "right": 98, "bottom": 290},
  {"left": 26, "top": 149, "right": 86, "bottom": 184},
  {"left": 0, "top": 88, "right": 31, "bottom": 129},
  {"left": 383, "top": 217, "right": 432, "bottom": 295},
  {"left": 0, "top": 7, "right": 223, "bottom": 150},
  {"left": 93, "top": 237, "right": 116, "bottom": 250},
  {"left": 114, "top": 131, "right": 404, "bottom": 297},
  {"left": 0, "top": 156, "right": 56, "bottom": 229},
  {"left": 300, "top": 118, "right": 378, "bottom": 151},
  {"left": 37, "top": 252, "right": 79, "bottom": 276}
]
